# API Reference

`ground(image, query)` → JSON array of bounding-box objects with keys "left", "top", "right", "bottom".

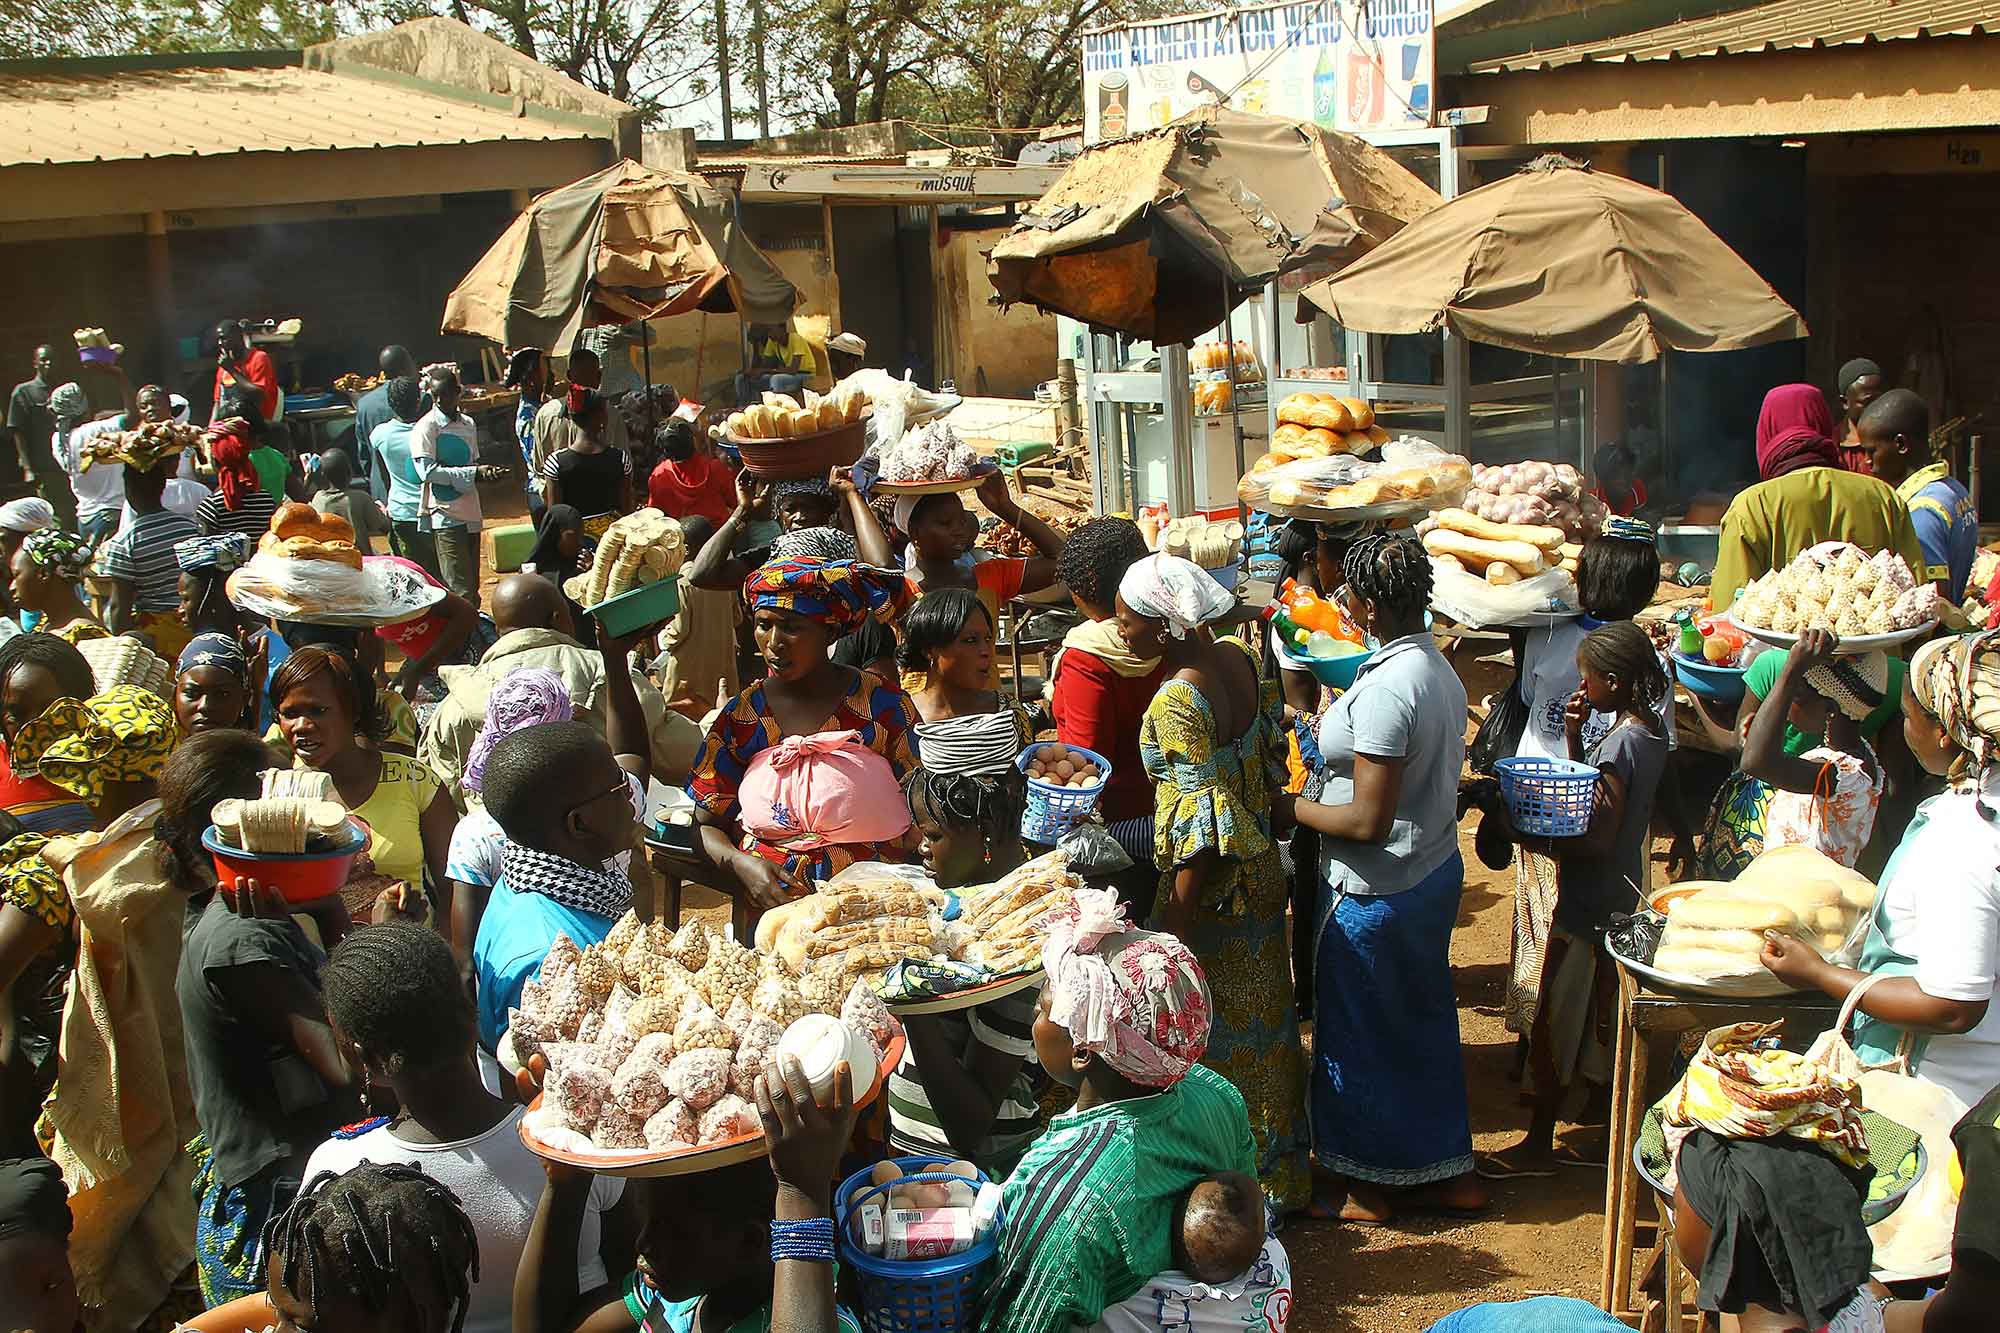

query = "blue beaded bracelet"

[{"left": 770, "top": 1216, "right": 837, "bottom": 1264}]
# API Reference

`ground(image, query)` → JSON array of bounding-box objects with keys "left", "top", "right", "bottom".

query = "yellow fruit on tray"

[{"left": 1703, "top": 635, "right": 1734, "bottom": 665}]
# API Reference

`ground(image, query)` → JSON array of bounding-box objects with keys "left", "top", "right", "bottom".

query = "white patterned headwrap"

[
  {"left": 1117, "top": 553, "right": 1234, "bottom": 639},
  {"left": 1040, "top": 886, "right": 1212, "bottom": 1089}
]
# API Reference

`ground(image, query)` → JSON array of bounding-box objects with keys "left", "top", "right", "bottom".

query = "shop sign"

[{"left": 1082, "top": 1, "right": 1433, "bottom": 143}]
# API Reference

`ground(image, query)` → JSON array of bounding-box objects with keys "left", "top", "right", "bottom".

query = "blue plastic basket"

[
  {"left": 1016, "top": 743, "right": 1111, "bottom": 844},
  {"left": 835, "top": 1156, "right": 1001, "bottom": 1333},
  {"left": 1494, "top": 756, "right": 1599, "bottom": 837}
]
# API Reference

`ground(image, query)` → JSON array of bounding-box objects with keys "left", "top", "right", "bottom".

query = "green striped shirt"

[
  {"left": 976, "top": 1064, "right": 1255, "bottom": 1333},
  {"left": 888, "top": 989, "right": 1043, "bottom": 1176}
]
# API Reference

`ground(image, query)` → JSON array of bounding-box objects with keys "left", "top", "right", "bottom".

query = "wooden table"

[
  {"left": 642, "top": 832, "right": 754, "bottom": 943},
  {"left": 1599, "top": 963, "right": 1838, "bottom": 1330}
]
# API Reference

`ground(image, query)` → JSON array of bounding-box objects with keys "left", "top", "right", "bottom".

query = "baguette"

[
  {"left": 1422, "top": 528, "right": 1548, "bottom": 575},
  {"left": 1435, "top": 507, "right": 1565, "bottom": 552}
]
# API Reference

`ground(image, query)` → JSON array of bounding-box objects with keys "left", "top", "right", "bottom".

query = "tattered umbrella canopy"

[
  {"left": 442, "top": 158, "right": 797, "bottom": 349},
  {"left": 1299, "top": 155, "right": 1808, "bottom": 363},
  {"left": 987, "top": 105, "right": 1441, "bottom": 346}
]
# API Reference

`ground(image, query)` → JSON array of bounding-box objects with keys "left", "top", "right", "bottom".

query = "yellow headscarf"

[
  {"left": 0, "top": 832, "right": 66, "bottom": 930},
  {"left": 10, "top": 686, "right": 178, "bottom": 802}
]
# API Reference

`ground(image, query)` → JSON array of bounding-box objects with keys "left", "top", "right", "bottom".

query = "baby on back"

[{"left": 1091, "top": 1171, "right": 1292, "bottom": 1332}]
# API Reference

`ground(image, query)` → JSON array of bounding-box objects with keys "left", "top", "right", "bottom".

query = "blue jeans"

[
  {"left": 79, "top": 508, "right": 119, "bottom": 549},
  {"left": 736, "top": 371, "right": 808, "bottom": 406}
]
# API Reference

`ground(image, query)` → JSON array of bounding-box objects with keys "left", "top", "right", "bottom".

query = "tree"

[
  {"left": 909, "top": 0, "right": 1176, "bottom": 131},
  {"left": 453, "top": 0, "right": 720, "bottom": 120}
]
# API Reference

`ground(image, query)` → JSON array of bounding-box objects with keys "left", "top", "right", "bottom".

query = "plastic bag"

[
  {"left": 226, "top": 552, "right": 444, "bottom": 627},
  {"left": 1054, "top": 820, "right": 1133, "bottom": 876},
  {"left": 1428, "top": 559, "right": 1579, "bottom": 629},
  {"left": 838, "top": 368, "right": 960, "bottom": 454},
  {"left": 1467, "top": 668, "right": 1529, "bottom": 776},
  {"left": 1649, "top": 845, "right": 1879, "bottom": 988},
  {"left": 1239, "top": 437, "right": 1471, "bottom": 516}
]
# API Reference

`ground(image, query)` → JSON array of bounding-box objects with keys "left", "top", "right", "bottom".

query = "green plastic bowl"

[{"left": 586, "top": 576, "right": 682, "bottom": 637}]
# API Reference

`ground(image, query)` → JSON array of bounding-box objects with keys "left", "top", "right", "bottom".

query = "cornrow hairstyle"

[
  {"left": 0, "top": 633, "right": 95, "bottom": 710},
  {"left": 155, "top": 730, "right": 272, "bottom": 894},
  {"left": 264, "top": 1164, "right": 480, "bottom": 1333},
  {"left": 323, "top": 924, "right": 474, "bottom": 1079},
  {"left": 1578, "top": 620, "right": 1667, "bottom": 714},
  {"left": 385, "top": 375, "right": 425, "bottom": 423},
  {"left": 1271, "top": 519, "right": 1317, "bottom": 582},
  {"left": 271, "top": 644, "right": 384, "bottom": 743},
  {"left": 897, "top": 588, "right": 992, "bottom": 674},
  {"left": 1056, "top": 517, "right": 1150, "bottom": 613},
  {"left": 1342, "top": 532, "right": 1431, "bottom": 621},
  {"left": 905, "top": 764, "right": 1027, "bottom": 858}
]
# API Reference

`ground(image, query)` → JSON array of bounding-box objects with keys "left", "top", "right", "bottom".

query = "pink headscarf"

[
  {"left": 1040, "top": 886, "right": 1211, "bottom": 1088},
  {"left": 1754, "top": 384, "right": 1839, "bottom": 481}
]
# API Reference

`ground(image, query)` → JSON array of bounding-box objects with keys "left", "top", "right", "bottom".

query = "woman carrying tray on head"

[
  {"left": 688, "top": 557, "right": 920, "bottom": 909},
  {"left": 885, "top": 721, "right": 1045, "bottom": 1178},
  {"left": 1123, "top": 553, "right": 1309, "bottom": 1216}
]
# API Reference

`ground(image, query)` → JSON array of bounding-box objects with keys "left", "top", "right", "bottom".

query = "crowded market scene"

[{"left": 3, "top": 4, "right": 1999, "bottom": 1332}]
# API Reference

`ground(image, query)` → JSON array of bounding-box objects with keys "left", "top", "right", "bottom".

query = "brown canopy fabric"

[
  {"left": 987, "top": 105, "right": 1440, "bottom": 346},
  {"left": 1300, "top": 156, "right": 1808, "bottom": 363},
  {"left": 442, "top": 158, "right": 796, "bottom": 349}
]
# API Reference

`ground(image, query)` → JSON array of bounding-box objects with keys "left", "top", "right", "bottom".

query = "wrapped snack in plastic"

[
  {"left": 544, "top": 933, "right": 584, "bottom": 981},
  {"left": 841, "top": 981, "right": 900, "bottom": 1062},
  {"left": 667, "top": 921, "right": 713, "bottom": 973},
  {"left": 611, "top": 1045, "right": 673, "bottom": 1120},
  {"left": 673, "top": 1000, "right": 737, "bottom": 1052},
  {"left": 506, "top": 1007, "right": 560, "bottom": 1068},
  {"left": 643, "top": 1097, "right": 698, "bottom": 1150},
  {"left": 698, "top": 1094, "right": 761, "bottom": 1144},
  {"left": 591, "top": 1104, "right": 648, "bottom": 1150},
  {"left": 665, "top": 1046, "right": 734, "bottom": 1112},
  {"left": 750, "top": 972, "right": 806, "bottom": 1026}
]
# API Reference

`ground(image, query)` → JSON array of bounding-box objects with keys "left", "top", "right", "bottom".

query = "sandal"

[{"left": 1474, "top": 1150, "right": 1558, "bottom": 1181}]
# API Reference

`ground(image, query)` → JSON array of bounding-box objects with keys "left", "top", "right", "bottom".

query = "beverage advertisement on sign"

[{"left": 1082, "top": 1, "right": 1434, "bottom": 143}]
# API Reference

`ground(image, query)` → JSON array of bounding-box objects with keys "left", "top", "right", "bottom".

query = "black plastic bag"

[{"left": 1468, "top": 670, "right": 1529, "bottom": 776}]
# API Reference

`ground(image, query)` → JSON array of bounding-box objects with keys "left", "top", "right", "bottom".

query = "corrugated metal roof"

[
  {"left": 1468, "top": 0, "right": 2000, "bottom": 73},
  {"left": 0, "top": 62, "right": 597, "bottom": 167}
]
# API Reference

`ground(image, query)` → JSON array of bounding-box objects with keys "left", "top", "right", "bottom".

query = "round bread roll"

[
  {"left": 1340, "top": 431, "right": 1373, "bottom": 455},
  {"left": 1304, "top": 399, "right": 1354, "bottom": 432},
  {"left": 1272, "top": 422, "right": 1310, "bottom": 447},
  {"left": 1338, "top": 397, "right": 1376, "bottom": 430},
  {"left": 272, "top": 501, "right": 322, "bottom": 540}
]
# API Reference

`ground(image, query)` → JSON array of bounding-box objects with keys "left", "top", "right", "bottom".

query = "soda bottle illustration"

[
  {"left": 1345, "top": 45, "right": 1384, "bottom": 129},
  {"left": 1312, "top": 43, "right": 1338, "bottom": 127}
]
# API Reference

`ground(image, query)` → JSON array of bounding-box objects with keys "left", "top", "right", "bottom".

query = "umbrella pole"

[{"left": 1222, "top": 285, "right": 1247, "bottom": 533}]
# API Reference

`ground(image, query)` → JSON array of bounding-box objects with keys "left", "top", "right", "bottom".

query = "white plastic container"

[{"left": 776, "top": 1013, "right": 879, "bottom": 1104}]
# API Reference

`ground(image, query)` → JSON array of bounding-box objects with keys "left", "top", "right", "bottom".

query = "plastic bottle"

[
  {"left": 1307, "top": 630, "right": 1341, "bottom": 659},
  {"left": 1676, "top": 612, "right": 1703, "bottom": 659}
]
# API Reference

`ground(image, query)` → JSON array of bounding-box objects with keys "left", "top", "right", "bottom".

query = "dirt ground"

[{"left": 475, "top": 509, "right": 1611, "bottom": 1333}]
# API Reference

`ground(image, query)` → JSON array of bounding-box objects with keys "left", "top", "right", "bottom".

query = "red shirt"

[
  {"left": 214, "top": 347, "right": 280, "bottom": 421},
  {"left": 1050, "top": 646, "right": 1166, "bottom": 824},
  {"left": 648, "top": 455, "right": 737, "bottom": 528}
]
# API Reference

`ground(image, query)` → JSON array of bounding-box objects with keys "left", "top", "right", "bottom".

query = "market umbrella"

[
  {"left": 1299, "top": 155, "right": 1808, "bottom": 363},
  {"left": 442, "top": 158, "right": 797, "bottom": 351},
  {"left": 987, "top": 104, "right": 1441, "bottom": 345}
]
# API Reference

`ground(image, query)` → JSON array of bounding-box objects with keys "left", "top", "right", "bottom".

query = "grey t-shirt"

[
  {"left": 1556, "top": 716, "right": 1668, "bottom": 935},
  {"left": 1316, "top": 634, "right": 1467, "bottom": 895}
]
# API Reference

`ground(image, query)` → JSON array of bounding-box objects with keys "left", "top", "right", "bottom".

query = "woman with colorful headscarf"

[
  {"left": 688, "top": 556, "right": 919, "bottom": 903},
  {"left": 174, "top": 531, "right": 254, "bottom": 641},
  {"left": 1763, "top": 627, "right": 2000, "bottom": 1109},
  {"left": 19, "top": 685, "right": 201, "bottom": 1329},
  {"left": 174, "top": 632, "right": 255, "bottom": 735},
  {"left": 973, "top": 886, "right": 1257, "bottom": 1333},
  {"left": 1118, "top": 553, "right": 1308, "bottom": 1214},
  {"left": 11, "top": 530, "right": 106, "bottom": 645},
  {"left": 1710, "top": 384, "right": 1927, "bottom": 607}
]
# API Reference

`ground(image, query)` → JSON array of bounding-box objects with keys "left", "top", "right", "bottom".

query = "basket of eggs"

[
  {"left": 1016, "top": 742, "right": 1111, "bottom": 843},
  {"left": 721, "top": 388, "right": 872, "bottom": 479}
]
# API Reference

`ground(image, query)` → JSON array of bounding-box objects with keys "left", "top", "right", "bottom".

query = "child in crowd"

[
  {"left": 1481, "top": 622, "right": 1669, "bottom": 1179},
  {"left": 1738, "top": 629, "right": 1886, "bottom": 870},
  {"left": 1087, "top": 1170, "right": 1292, "bottom": 1332},
  {"left": 305, "top": 923, "right": 629, "bottom": 1333},
  {"left": 262, "top": 1163, "right": 481, "bottom": 1333},
  {"left": 975, "top": 887, "right": 1256, "bottom": 1333},
  {"left": 310, "top": 448, "right": 391, "bottom": 556},
  {"left": 514, "top": 1057, "right": 867, "bottom": 1333}
]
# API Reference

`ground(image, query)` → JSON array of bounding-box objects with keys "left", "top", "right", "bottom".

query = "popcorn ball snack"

[
  {"left": 665, "top": 1046, "right": 733, "bottom": 1112},
  {"left": 643, "top": 1098, "right": 697, "bottom": 1150}
]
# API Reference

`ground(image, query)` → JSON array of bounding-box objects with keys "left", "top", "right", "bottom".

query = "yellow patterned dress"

[{"left": 1140, "top": 637, "right": 1309, "bottom": 1213}]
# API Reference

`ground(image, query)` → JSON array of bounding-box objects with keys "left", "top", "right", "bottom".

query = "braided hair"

[
  {"left": 1055, "top": 517, "right": 1148, "bottom": 613},
  {"left": 1578, "top": 620, "right": 1667, "bottom": 714},
  {"left": 323, "top": 924, "right": 475, "bottom": 1080},
  {"left": 1342, "top": 532, "right": 1431, "bottom": 621},
  {"left": 905, "top": 764, "right": 1026, "bottom": 859},
  {"left": 0, "top": 633, "right": 95, "bottom": 710},
  {"left": 264, "top": 1164, "right": 480, "bottom": 1333}
]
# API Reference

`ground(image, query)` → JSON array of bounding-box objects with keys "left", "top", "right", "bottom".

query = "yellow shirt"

[
  {"left": 1711, "top": 467, "right": 1927, "bottom": 610},
  {"left": 759, "top": 328, "right": 815, "bottom": 372}
]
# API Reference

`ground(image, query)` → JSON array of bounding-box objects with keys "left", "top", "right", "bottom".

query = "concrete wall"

[{"left": 937, "top": 223, "right": 1058, "bottom": 400}]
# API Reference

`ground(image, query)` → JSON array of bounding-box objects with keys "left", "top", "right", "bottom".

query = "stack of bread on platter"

[
  {"left": 1419, "top": 507, "right": 1580, "bottom": 586},
  {"left": 1652, "top": 845, "right": 1876, "bottom": 981},
  {"left": 721, "top": 387, "right": 870, "bottom": 442},
  {"left": 1264, "top": 392, "right": 1390, "bottom": 462},
  {"left": 261, "top": 501, "right": 363, "bottom": 570}
]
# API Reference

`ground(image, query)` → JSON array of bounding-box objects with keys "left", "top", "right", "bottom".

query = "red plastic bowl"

[{"left": 202, "top": 820, "right": 367, "bottom": 904}]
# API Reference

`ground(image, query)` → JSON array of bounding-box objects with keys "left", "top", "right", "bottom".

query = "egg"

[
  {"left": 900, "top": 1181, "right": 951, "bottom": 1210},
  {"left": 1027, "top": 762, "right": 1046, "bottom": 778},
  {"left": 870, "top": 1160, "right": 904, "bottom": 1187},
  {"left": 1070, "top": 775, "right": 1090, "bottom": 787},
  {"left": 1036, "top": 743, "right": 1063, "bottom": 763},
  {"left": 1053, "top": 760, "right": 1075, "bottom": 780},
  {"left": 943, "top": 1159, "right": 978, "bottom": 1180}
]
